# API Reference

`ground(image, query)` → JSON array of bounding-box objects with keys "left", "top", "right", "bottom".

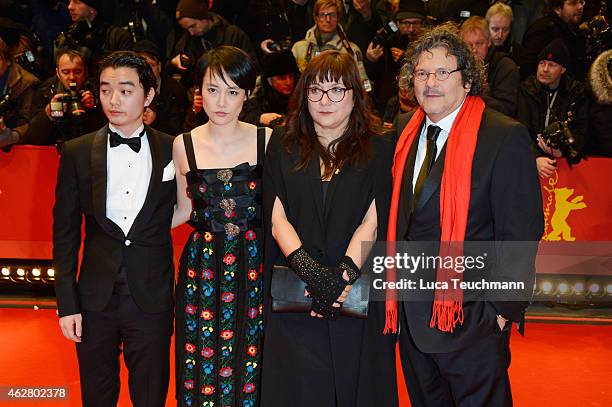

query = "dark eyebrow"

[{"left": 119, "top": 81, "right": 136, "bottom": 86}]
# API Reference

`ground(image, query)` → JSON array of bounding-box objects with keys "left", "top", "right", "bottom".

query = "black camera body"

[
  {"left": 268, "top": 39, "right": 292, "bottom": 53},
  {"left": 50, "top": 83, "right": 85, "bottom": 119},
  {"left": 541, "top": 111, "right": 580, "bottom": 164},
  {"left": 372, "top": 20, "right": 399, "bottom": 47}
]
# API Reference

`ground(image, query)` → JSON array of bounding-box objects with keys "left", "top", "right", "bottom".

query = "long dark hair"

[{"left": 282, "top": 50, "right": 381, "bottom": 179}]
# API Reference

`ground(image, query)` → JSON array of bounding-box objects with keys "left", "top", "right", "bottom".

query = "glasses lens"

[
  {"left": 307, "top": 88, "right": 322, "bottom": 102},
  {"left": 436, "top": 70, "right": 450, "bottom": 81},
  {"left": 327, "top": 88, "right": 345, "bottom": 102}
]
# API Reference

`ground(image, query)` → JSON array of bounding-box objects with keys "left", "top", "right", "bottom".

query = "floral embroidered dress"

[{"left": 176, "top": 130, "right": 265, "bottom": 407}]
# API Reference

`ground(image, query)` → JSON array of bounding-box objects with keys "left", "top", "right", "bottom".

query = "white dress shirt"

[
  {"left": 412, "top": 98, "right": 466, "bottom": 188},
  {"left": 106, "top": 124, "right": 152, "bottom": 236}
]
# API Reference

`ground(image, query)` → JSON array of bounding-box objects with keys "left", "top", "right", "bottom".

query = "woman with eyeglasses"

[
  {"left": 260, "top": 50, "right": 398, "bottom": 407},
  {"left": 291, "top": 0, "right": 371, "bottom": 92}
]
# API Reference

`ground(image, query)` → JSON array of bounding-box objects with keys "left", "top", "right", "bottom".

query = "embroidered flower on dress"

[
  {"left": 184, "top": 379, "right": 194, "bottom": 390},
  {"left": 187, "top": 268, "right": 196, "bottom": 278},
  {"left": 200, "top": 310, "right": 213, "bottom": 320},
  {"left": 247, "top": 345, "right": 257, "bottom": 356},
  {"left": 202, "top": 362, "right": 214, "bottom": 374},
  {"left": 243, "top": 383, "right": 255, "bottom": 394},
  {"left": 201, "top": 269, "right": 213, "bottom": 279},
  {"left": 201, "top": 385, "right": 214, "bottom": 396},
  {"left": 201, "top": 347, "right": 214, "bottom": 358},
  {"left": 204, "top": 232, "right": 213, "bottom": 242},
  {"left": 248, "top": 307, "right": 258, "bottom": 319},
  {"left": 245, "top": 230, "right": 256, "bottom": 240},
  {"left": 248, "top": 181, "right": 257, "bottom": 190},
  {"left": 185, "top": 343, "right": 196, "bottom": 353},
  {"left": 185, "top": 304, "right": 196, "bottom": 315},
  {"left": 220, "top": 330, "right": 234, "bottom": 340},
  {"left": 219, "top": 367, "right": 233, "bottom": 377},
  {"left": 222, "top": 292, "right": 235, "bottom": 302},
  {"left": 223, "top": 253, "right": 236, "bottom": 265},
  {"left": 247, "top": 269, "right": 258, "bottom": 281}
]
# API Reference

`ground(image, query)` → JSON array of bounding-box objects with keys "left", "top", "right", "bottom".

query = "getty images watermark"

[{"left": 364, "top": 241, "right": 540, "bottom": 302}]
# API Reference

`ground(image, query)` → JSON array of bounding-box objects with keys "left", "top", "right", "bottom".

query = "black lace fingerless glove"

[
  {"left": 338, "top": 255, "right": 361, "bottom": 285},
  {"left": 288, "top": 247, "right": 347, "bottom": 316}
]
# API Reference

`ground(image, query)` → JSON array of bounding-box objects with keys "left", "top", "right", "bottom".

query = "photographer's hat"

[
  {"left": 176, "top": 0, "right": 209, "bottom": 20},
  {"left": 396, "top": 0, "right": 426, "bottom": 20},
  {"left": 80, "top": 0, "right": 101, "bottom": 10},
  {"left": 133, "top": 40, "right": 162, "bottom": 62},
  {"left": 537, "top": 39, "right": 570, "bottom": 68},
  {"left": 262, "top": 51, "right": 299, "bottom": 79}
]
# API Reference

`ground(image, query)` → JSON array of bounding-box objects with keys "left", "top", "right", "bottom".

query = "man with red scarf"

[{"left": 387, "top": 24, "right": 543, "bottom": 406}]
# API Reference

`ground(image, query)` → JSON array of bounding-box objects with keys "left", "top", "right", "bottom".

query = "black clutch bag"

[{"left": 270, "top": 265, "right": 370, "bottom": 319}]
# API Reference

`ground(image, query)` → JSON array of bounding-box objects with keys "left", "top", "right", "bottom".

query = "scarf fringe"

[
  {"left": 429, "top": 301, "right": 465, "bottom": 333},
  {"left": 383, "top": 309, "right": 398, "bottom": 334}
]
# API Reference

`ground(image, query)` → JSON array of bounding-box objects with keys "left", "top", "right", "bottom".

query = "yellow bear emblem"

[{"left": 546, "top": 187, "right": 587, "bottom": 241}]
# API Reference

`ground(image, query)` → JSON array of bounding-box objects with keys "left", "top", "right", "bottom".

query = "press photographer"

[
  {"left": 517, "top": 39, "right": 588, "bottom": 177},
  {"left": 54, "top": 0, "right": 132, "bottom": 67},
  {"left": 22, "top": 48, "right": 105, "bottom": 146},
  {"left": 0, "top": 38, "right": 40, "bottom": 148},
  {"left": 364, "top": 2, "right": 426, "bottom": 114}
]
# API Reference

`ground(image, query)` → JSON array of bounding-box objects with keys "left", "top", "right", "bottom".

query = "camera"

[
  {"left": 180, "top": 53, "right": 194, "bottom": 70},
  {"left": 541, "top": 111, "right": 580, "bottom": 164},
  {"left": 268, "top": 39, "right": 292, "bottom": 53},
  {"left": 14, "top": 50, "right": 39, "bottom": 76},
  {"left": 372, "top": 20, "right": 399, "bottom": 47},
  {"left": 51, "top": 83, "right": 85, "bottom": 118},
  {"left": 55, "top": 21, "right": 94, "bottom": 57}
]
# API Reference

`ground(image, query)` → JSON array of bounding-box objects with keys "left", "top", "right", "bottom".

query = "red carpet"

[{"left": 0, "top": 308, "right": 610, "bottom": 406}]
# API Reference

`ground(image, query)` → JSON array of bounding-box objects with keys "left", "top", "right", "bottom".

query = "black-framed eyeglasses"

[
  {"left": 317, "top": 11, "right": 338, "bottom": 20},
  {"left": 412, "top": 67, "right": 463, "bottom": 82},
  {"left": 306, "top": 86, "right": 352, "bottom": 102}
]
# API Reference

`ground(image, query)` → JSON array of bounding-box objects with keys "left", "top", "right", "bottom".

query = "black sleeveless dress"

[{"left": 175, "top": 129, "right": 265, "bottom": 407}]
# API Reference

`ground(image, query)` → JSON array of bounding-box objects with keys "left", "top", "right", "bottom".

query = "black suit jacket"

[
  {"left": 393, "top": 108, "right": 544, "bottom": 353},
  {"left": 53, "top": 125, "right": 177, "bottom": 317}
]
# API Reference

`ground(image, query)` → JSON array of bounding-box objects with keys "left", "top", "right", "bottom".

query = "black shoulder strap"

[
  {"left": 256, "top": 127, "right": 265, "bottom": 166},
  {"left": 182, "top": 132, "right": 198, "bottom": 171}
]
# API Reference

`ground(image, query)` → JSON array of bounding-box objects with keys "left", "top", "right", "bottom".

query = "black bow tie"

[{"left": 109, "top": 128, "right": 145, "bottom": 152}]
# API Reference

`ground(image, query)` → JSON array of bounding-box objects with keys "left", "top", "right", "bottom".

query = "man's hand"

[
  {"left": 59, "top": 313, "right": 82, "bottom": 342},
  {"left": 260, "top": 113, "right": 282, "bottom": 126},
  {"left": 143, "top": 106, "right": 157, "bottom": 125},
  {"left": 537, "top": 135, "right": 562, "bottom": 158},
  {"left": 192, "top": 88, "right": 202, "bottom": 113},
  {"left": 80, "top": 90, "right": 95, "bottom": 109},
  {"left": 536, "top": 156, "right": 557, "bottom": 178},
  {"left": 45, "top": 93, "right": 65, "bottom": 118},
  {"left": 171, "top": 54, "right": 188, "bottom": 71},
  {"left": 366, "top": 42, "right": 384, "bottom": 62},
  {"left": 496, "top": 314, "right": 508, "bottom": 331},
  {"left": 353, "top": 0, "right": 372, "bottom": 20},
  {"left": 390, "top": 47, "right": 405, "bottom": 63}
]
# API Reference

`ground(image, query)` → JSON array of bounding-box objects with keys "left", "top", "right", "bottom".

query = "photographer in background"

[
  {"left": 134, "top": 40, "right": 188, "bottom": 136},
  {"left": 365, "top": 2, "right": 426, "bottom": 114},
  {"left": 240, "top": 50, "right": 299, "bottom": 126},
  {"left": 517, "top": 39, "right": 588, "bottom": 177},
  {"left": 54, "top": 0, "right": 132, "bottom": 69},
  {"left": 22, "top": 48, "right": 105, "bottom": 146},
  {"left": 170, "top": 0, "right": 256, "bottom": 87},
  {"left": 0, "top": 38, "right": 40, "bottom": 148},
  {"left": 461, "top": 16, "right": 520, "bottom": 117}
]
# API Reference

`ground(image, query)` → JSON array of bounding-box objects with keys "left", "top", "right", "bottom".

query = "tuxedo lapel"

[
  {"left": 127, "top": 126, "right": 162, "bottom": 237},
  {"left": 90, "top": 125, "right": 123, "bottom": 239}
]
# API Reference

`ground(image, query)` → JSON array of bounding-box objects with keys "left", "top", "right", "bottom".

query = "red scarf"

[{"left": 384, "top": 96, "right": 485, "bottom": 334}]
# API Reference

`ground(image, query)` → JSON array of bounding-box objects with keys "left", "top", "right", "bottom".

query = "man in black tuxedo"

[
  {"left": 53, "top": 51, "right": 177, "bottom": 407},
  {"left": 388, "top": 25, "right": 543, "bottom": 406}
]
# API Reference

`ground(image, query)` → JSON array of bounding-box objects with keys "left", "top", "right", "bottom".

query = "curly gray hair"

[{"left": 399, "top": 23, "right": 486, "bottom": 96}]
